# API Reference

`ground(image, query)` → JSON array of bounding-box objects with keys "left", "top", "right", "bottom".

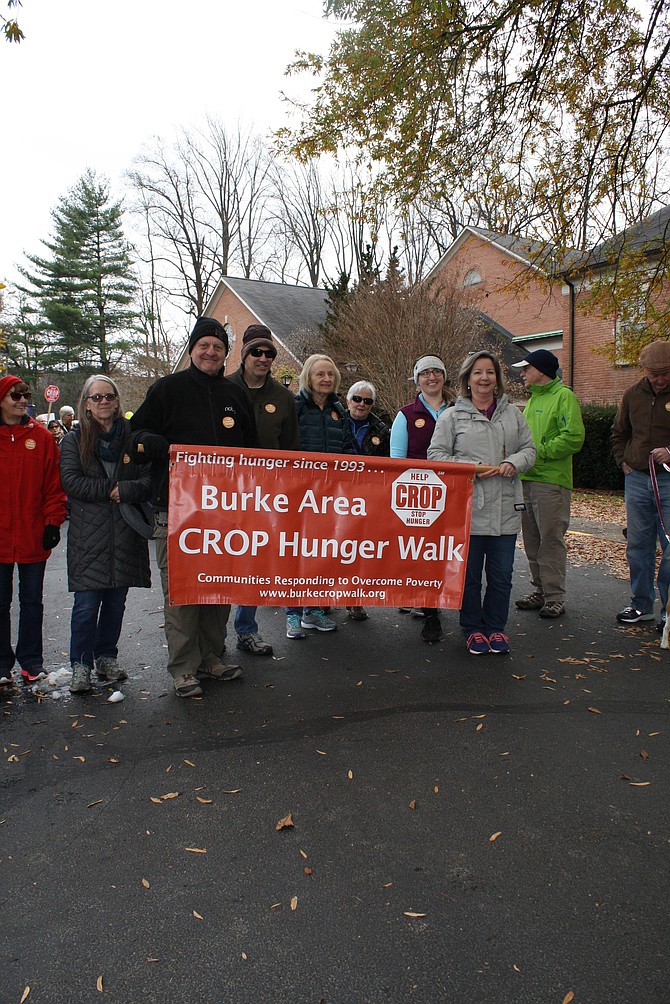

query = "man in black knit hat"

[{"left": 130, "top": 316, "right": 256, "bottom": 698}]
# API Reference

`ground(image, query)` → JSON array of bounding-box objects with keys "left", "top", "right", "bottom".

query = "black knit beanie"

[{"left": 188, "top": 317, "right": 229, "bottom": 356}]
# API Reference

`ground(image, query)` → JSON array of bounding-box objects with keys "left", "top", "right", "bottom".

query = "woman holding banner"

[
  {"left": 390, "top": 355, "right": 454, "bottom": 644},
  {"left": 428, "top": 350, "right": 535, "bottom": 656},
  {"left": 286, "top": 354, "right": 355, "bottom": 639},
  {"left": 61, "top": 375, "right": 152, "bottom": 694}
]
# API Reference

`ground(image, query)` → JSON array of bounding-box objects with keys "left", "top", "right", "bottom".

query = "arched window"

[{"left": 463, "top": 268, "right": 482, "bottom": 286}]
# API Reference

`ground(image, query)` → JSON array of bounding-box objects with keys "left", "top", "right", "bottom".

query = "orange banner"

[{"left": 167, "top": 446, "right": 474, "bottom": 608}]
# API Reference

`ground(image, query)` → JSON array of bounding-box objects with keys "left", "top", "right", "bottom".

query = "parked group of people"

[{"left": 1, "top": 321, "right": 669, "bottom": 699}]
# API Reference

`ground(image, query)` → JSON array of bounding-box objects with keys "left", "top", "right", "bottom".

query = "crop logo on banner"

[{"left": 391, "top": 469, "right": 446, "bottom": 527}]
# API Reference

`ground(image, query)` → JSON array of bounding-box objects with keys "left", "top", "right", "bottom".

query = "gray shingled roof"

[
  {"left": 574, "top": 203, "right": 670, "bottom": 271},
  {"left": 221, "top": 277, "right": 328, "bottom": 357},
  {"left": 468, "top": 225, "right": 583, "bottom": 272}
]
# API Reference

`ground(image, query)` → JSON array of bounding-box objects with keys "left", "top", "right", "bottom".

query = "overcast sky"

[{"left": 0, "top": 0, "right": 338, "bottom": 285}]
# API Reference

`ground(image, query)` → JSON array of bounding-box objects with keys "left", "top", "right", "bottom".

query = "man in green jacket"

[{"left": 511, "top": 349, "right": 585, "bottom": 618}]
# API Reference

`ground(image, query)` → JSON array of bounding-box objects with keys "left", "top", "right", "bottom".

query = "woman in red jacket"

[{"left": 0, "top": 375, "right": 67, "bottom": 686}]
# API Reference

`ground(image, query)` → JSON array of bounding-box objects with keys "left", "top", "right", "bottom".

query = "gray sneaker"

[
  {"left": 70, "top": 662, "right": 92, "bottom": 693},
  {"left": 286, "top": 614, "right": 306, "bottom": 639},
  {"left": 301, "top": 610, "right": 337, "bottom": 632},
  {"left": 236, "top": 632, "right": 273, "bottom": 656},
  {"left": 96, "top": 656, "right": 128, "bottom": 682},
  {"left": 173, "top": 674, "right": 203, "bottom": 698},
  {"left": 197, "top": 660, "right": 243, "bottom": 681}
]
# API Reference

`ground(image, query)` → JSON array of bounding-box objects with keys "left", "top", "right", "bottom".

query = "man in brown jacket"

[{"left": 612, "top": 340, "right": 670, "bottom": 627}]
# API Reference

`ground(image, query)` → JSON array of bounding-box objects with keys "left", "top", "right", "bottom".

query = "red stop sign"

[{"left": 44, "top": 384, "right": 60, "bottom": 403}]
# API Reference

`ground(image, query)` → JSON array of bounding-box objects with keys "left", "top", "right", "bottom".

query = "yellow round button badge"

[{"left": 222, "top": 416, "right": 235, "bottom": 429}]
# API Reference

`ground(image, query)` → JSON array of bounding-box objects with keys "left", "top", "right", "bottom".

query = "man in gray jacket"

[{"left": 228, "top": 324, "right": 300, "bottom": 655}]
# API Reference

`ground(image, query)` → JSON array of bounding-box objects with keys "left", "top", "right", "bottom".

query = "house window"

[
  {"left": 224, "top": 322, "right": 234, "bottom": 347},
  {"left": 463, "top": 268, "right": 482, "bottom": 286},
  {"left": 614, "top": 289, "right": 648, "bottom": 366}
]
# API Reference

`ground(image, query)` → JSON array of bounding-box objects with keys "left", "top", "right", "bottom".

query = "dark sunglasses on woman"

[
  {"left": 9, "top": 390, "right": 32, "bottom": 401},
  {"left": 351, "top": 395, "right": 373, "bottom": 405},
  {"left": 87, "top": 393, "right": 118, "bottom": 403}
]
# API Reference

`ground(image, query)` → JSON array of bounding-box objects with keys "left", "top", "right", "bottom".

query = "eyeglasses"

[
  {"left": 9, "top": 390, "right": 31, "bottom": 401},
  {"left": 249, "top": 347, "right": 277, "bottom": 359},
  {"left": 351, "top": 395, "right": 374, "bottom": 405},
  {"left": 87, "top": 392, "right": 118, "bottom": 403},
  {"left": 418, "top": 368, "right": 443, "bottom": 378}
]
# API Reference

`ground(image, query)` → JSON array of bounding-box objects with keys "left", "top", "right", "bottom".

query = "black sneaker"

[
  {"left": 421, "top": 615, "right": 443, "bottom": 643},
  {"left": 616, "top": 606, "right": 655, "bottom": 623}
]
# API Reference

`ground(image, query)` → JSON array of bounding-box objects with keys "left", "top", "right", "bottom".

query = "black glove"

[
  {"left": 42, "top": 525, "right": 61, "bottom": 550},
  {"left": 133, "top": 431, "right": 169, "bottom": 461}
]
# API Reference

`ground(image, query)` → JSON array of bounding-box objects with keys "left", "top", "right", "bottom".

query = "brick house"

[
  {"left": 175, "top": 276, "right": 329, "bottom": 387},
  {"left": 427, "top": 205, "right": 670, "bottom": 404}
]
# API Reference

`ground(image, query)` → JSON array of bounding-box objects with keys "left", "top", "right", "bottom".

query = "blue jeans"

[
  {"left": 234, "top": 605, "right": 258, "bottom": 636},
  {"left": 624, "top": 469, "right": 670, "bottom": 614},
  {"left": 460, "top": 534, "right": 517, "bottom": 636},
  {"left": 70, "top": 588, "right": 128, "bottom": 669},
  {"left": 0, "top": 561, "right": 47, "bottom": 672}
]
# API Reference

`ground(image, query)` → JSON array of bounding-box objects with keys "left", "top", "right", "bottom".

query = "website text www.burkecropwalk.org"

[{"left": 192, "top": 572, "right": 445, "bottom": 602}]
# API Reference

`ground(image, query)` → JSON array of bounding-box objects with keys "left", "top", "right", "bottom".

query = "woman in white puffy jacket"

[{"left": 428, "top": 350, "right": 535, "bottom": 656}]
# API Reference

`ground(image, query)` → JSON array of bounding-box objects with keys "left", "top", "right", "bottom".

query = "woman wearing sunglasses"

[
  {"left": 0, "top": 375, "right": 67, "bottom": 687},
  {"left": 60, "top": 375, "right": 152, "bottom": 694},
  {"left": 344, "top": 380, "right": 390, "bottom": 622}
]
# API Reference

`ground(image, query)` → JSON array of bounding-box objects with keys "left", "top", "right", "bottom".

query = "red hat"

[{"left": 0, "top": 374, "right": 22, "bottom": 401}]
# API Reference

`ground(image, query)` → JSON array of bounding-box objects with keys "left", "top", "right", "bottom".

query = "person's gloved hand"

[
  {"left": 42, "top": 525, "right": 61, "bottom": 550},
  {"left": 134, "top": 431, "right": 169, "bottom": 460}
]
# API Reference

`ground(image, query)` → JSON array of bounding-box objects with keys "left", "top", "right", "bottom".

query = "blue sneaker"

[
  {"left": 488, "top": 632, "right": 510, "bottom": 654},
  {"left": 466, "top": 632, "right": 490, "bottom": 655},
  {"left": 301, "top": 610, "right": 337, "bottom": 632},
  {"left": 286, "top": 614, "right": 306, "bottom": 639}
]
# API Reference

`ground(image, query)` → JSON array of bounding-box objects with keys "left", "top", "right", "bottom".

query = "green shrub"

[{"left": 573, "top": 404, "right": 624, "bottom": 490}]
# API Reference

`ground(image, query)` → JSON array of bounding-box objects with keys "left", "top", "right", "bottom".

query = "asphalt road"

[{"left": 2, "top": 529, "right": 669, "bottom": 1004}]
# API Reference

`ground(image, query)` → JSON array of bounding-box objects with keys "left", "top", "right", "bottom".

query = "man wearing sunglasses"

[
  {"left": 229, "top": 324, "right": 301, "bottom": 655},
  {"left": 130, "top": 316, "right": 256, "bottom": 698},
  {"left": 0, "top": 375, "right": 67, "bottom": 687}
]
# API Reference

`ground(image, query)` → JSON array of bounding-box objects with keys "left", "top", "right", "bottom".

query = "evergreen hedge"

[{"left": 573, "top": 404, "right": 624, "bottom": 491}]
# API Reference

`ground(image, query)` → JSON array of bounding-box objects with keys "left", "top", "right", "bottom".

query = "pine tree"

[{"left": 18, "top": 170, "right": 139, "bottom": 373}]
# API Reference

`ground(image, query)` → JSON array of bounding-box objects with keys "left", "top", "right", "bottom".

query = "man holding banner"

[{"left": 130, "top": 317, "right": 256, "bottom": 698}]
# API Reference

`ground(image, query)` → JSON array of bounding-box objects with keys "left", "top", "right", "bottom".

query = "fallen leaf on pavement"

[
  {"left": 562, "top": 992, "right": 575, "bottom": 1004},
  {"left": 403, "top": 911, "right": 426, "bottom": 918},
  {"left": 587, "top": 707, "right": 602, "bottom": 714},
  {"left": 489, "top": 831, "right": 502, "bottom": 842},
  {"left": 185, "top": 847, "right": 207, "bottom": 853},
  {"left": 184, "top": 760, "right": 196, "bottom": 767},
  {"left": 96, "top": 975, "right": 103, "bottom": 992},
  {"left": 409, "top": 800, "right": 417, "bottom": 810},
  {"left": 290, "top": 896, "right": 298, "bottom": 911},
  {"left": 192, "top": 910, "right": 203, "bottom": 920},
  {"left": 276, "top": 813, "right": 294, "bottom": 830},
  {"left": 141, "top": 879, "right": 150, "bottom": 889},
  {"left": 196, "top": 796, "right": 213, "bottom": 804},
  {"left": 20, "top": 988, "right": 30, "bottom": 1003}
]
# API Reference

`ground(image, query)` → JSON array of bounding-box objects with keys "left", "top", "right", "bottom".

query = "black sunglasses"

[
  {"left": 9, "top": 390, "right": 31, "bottom": 401},
  {"left": 87, "top": 392, "right": 118, "bottom": 403},
  {"left": 249, "top": 347, "right": 276, "bottom": 359},
  {"left": 351, "top": 395, "right": 374, "bottom": 405}
]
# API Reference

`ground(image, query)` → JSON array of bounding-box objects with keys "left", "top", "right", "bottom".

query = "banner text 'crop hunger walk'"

[{"left": 167, "top": 446, "right": 475, "bottom": 607}]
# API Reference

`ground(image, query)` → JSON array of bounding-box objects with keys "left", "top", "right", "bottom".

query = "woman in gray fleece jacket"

[{"left": 428, "top": 351, "right": 535, "bottom": 656}]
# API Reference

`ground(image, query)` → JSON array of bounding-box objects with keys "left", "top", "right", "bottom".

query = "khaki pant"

[
  {"left": 521, "top": 482, "right": 571, "bottom": 604},
  {"left": 154, "top": 514, "right": 230, "bottom": 681}
]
